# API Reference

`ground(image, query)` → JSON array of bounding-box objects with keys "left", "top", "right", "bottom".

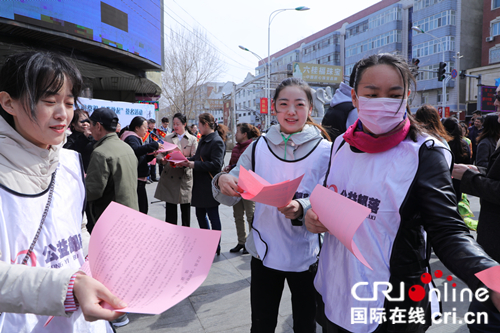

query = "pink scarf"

[{"left": 343, "top": 118, "right": 411, "bottom": 153}]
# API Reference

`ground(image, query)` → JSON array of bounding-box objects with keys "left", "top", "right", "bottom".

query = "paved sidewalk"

[{"left": 117, "top": 153, "right": 480, "bottom": 332}]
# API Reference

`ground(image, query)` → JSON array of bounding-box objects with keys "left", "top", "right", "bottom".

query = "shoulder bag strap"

[{"left": 21, "top": 169, "right": 57, "bottom": 265}]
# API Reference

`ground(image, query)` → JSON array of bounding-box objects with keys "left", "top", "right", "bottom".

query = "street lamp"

[
  {"left": 267, "top": 6, "right": 310, "bottom": 129},
  {"left": 239, "top": 45, "right": 266, "bottom": 129},
  {"left": 239, "top": 45, "right": 263, "bottom": 61},
  {"left": 412, "top": 25, "right": 448, "bottom": 114}
]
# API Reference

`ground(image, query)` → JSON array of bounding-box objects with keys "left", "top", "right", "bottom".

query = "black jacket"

[
  {"left": 461, "top": 146, "right": 500, "bottom": 263},
  {"left": 64, "top": 131, "right": 95, "bottom": 171},
  {"left": 321, "top": 102, "right": 355, "bottom": 141},
  {"left": 190, "top": 131, "right": 225, "bottom": 208},
  {"left": 124, "top": 135, "right": 159, "bottom": 178},
  {"left": 383, "top": 142, "right": 498, "bottom": 332}
]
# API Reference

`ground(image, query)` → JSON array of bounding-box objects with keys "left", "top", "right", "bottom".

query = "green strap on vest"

[{"left": 280, "top": 132, "right": 300, "bottom": 160}]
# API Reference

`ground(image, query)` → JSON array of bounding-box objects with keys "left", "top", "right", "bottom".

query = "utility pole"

[
  {"left": 232, "top": 83, "right": 237, "bottom": 147},
  {"left": 454, "top": 52, "right": 463, "bottom": 116}
]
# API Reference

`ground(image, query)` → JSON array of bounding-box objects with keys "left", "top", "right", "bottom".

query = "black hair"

[
  {"left": 148, "top": 118, "right": 156, "bottom": 123},
  {"left": 173, "top": 112, "right": 193, "bottom": 134},
  {"left": 0, "top": 51, "right": 83, "bottom": 128},
  {"left": 443, "top": 117, "right": 469, "bottom": 162},
  {"left": 199, "top": 113, "right": 227, "bottom": 141},
  {"left": 173, "top": 112, "right": 187, "bottom": 125},
  {"left": 477, "top": 114, "right": 500, "bottom": 144},
  {"left": 70, "top": 108, "right": 89, "bottom": 132},
  {"left": 351, "top": 53, "right": 422, "bottom": 142},
  {"left": 161, "top": 116, "right": 169, "bottom": 123},
  {"left": 272, "top": 77, "right": 331, "bottom": 141},
  {"left": 129, "top": 116, "right": 147, "bottom": 132}
]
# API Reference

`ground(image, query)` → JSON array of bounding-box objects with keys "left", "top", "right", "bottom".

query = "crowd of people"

[{"left": 1, "top": 50, "right": 500, "bottom": 333}]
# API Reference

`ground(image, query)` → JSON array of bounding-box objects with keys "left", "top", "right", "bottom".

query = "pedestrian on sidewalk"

[
  {"left": 475, "top": 113, "right": 500, "bottom": 169},
  {"left": 453, "top": 104, "right": 500, "bottom": 332},
  {"left": 214, "top": 77, "right": 332, "bottom": 332},
  {"left": 305, "top": 53, "right": 500, "bottom": 333},
  {"left": 224, "top": 123, "right": 261, "bottom": 254},
  {"left": 155, "top": 113, "right": 197, "bottom": 226},
  {"left": 178, "top": 113, "right": 227, "bottom": 255},
  {"left": 121, "top": 116, "right": 161, "bottom": 214},
  {"left": 0, "top": 51, "right": 125, "bottom": 332}
]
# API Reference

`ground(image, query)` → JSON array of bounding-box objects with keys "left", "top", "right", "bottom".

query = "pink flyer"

[{"left": 88, "top": 202, "right": 221, "bottom": 314}]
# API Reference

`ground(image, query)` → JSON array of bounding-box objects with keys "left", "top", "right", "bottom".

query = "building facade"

[{"left": 255, "top": 0, "right": 483, "bottom": 116}]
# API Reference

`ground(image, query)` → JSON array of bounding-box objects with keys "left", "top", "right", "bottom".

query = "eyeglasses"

[{"left": 494, "top": 94, "right": 500, "bottom": 102}]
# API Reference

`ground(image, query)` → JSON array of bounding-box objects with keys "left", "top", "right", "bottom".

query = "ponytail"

[
  {"left": 237, "top": 123, "right": 261, "bottom": 140},
  {"left": 216, "top": 123, "right": 228, "bottom": 142}
]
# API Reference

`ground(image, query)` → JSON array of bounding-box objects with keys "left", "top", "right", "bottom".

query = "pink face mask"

[{"left": 356, "top": 96, "right": 407, "bottom": 135}]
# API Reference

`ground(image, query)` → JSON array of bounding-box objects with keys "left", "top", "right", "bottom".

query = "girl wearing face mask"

[
  {"left": 305, "top": 54, "right": 500, "bottom": 333},
  {"left": 214, "top": 78, "right": 332, "bottom": 332}
]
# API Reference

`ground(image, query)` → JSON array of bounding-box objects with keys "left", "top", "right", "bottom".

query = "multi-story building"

[
  {"left": 235, "top": 73, "right": 262, "bottom": 127},
  {"left": 461, "top": 0, "right": 500, "bottom": 113},
  {"left": 256, "top": 0, "right": 483, "bottom": 116}
]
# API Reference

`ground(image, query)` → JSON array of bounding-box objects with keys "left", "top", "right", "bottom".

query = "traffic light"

[
  {"left": 459, "top": 70, "right": 466, "bottom": 79},
  {"left": 437, "top": 62, "right": 446, "bottom": 81},
  {"left": 411, "top": 58, "right": 420, "bottom": 78}
]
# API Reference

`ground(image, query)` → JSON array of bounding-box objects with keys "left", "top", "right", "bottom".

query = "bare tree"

[{"left": 160, "top": 27, "right": 225, "bottom": 123}]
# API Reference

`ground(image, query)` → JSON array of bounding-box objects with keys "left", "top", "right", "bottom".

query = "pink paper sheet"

[
  {"left": 238, "top": 167, "right": 304, "bottom": 208},
  {"left": 475, "top": 266, "right": 500, "bottom": 293},
  {"left": 167, "top": 150, "right": 188, "bottom": 164},
  {"left": 309, "top": 184, "right": 373, "bottom": 270},
  {"left": 148, "top": 142, "right": 179, "bottom": 155},
  {"left": 88, "top": 202, "right": 221, "bottom": 314}
]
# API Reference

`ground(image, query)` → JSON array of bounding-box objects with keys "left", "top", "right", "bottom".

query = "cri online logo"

[
  {"left": 409, "top": 270, "right": 451, "bottom": 302},
  {"left": 352, "top": 270, "right": 489, "bottom": 303}
]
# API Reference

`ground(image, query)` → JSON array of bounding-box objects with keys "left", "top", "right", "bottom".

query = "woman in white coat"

[{"left": 0, "top": 52, "right": 125, "bottom": 332}]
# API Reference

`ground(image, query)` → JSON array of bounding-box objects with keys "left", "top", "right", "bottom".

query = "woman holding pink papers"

[
  {"left": 155, "top": 113, "right": 197, "bottom": 227},
  {"left": 121, "top": 116, "right": 162, "bottom": 214},
  {"left": 179, "top": 113, "right": 227, "bottom": 255},
  {"left": 0, "top": 52, "right": 124, "bottom": 332},
  {"left": 305, "top": 53, "right": 500, "bottom": 333},
  {"left": 214, "top": 78, "right": 332, "bottom": 332}
]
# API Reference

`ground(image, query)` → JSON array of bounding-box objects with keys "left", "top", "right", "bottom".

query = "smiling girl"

[
  {"left": 0, "top": 52, "right": 124, "bottom": 332},
  {"left": 214, "top": 78, "right": 332, "bottom": 332},
  {"left": 305, "top": 53, "right": 500, "bottom": 333}
]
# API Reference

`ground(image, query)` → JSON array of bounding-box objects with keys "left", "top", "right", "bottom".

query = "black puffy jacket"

[{"left": 124, "top": 135, "right": 159, "bottom": 178}]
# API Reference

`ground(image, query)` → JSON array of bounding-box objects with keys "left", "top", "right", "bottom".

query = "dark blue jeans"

[
  {"left": 195, "top": 206, "right": 221, "bottom": 230},
  {"left": 195, "top": 206, "right": 221, "bottom": 250}
]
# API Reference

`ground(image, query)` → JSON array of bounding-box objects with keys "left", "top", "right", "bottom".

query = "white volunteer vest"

[
  {"left": 315, "top": 135, "right": 450, "bottom": 333},
  {"left": 0, "top": 149, "right": 111, "bottom": 333},
  {"left": 252, "top": 137, "right": 332, "bottom": 272}
]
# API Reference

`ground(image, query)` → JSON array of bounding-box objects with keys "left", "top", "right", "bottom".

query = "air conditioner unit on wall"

[{"left": 486, "top": 36, "right": 494, "bottom": 42}]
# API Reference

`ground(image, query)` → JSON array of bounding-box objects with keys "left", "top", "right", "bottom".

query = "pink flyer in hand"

[
  {"left": 310, "top": 184, "right": 373, "bottom": 270},
  {"left": 475, "top": 266, "right": 500, "bottom": 293},
  {"left": 167, "top": 150, "right": 188, "bottom": 164},
  {"left": 157, "top": 142, "right": 179, "bottom": 153},
  {"left": 88, "top": 202, "right": 221, "bottom": 314},
  {"left": 148, "top": 141, "right": 179, "bottom": 155},
  {"left": 238, "top": 167, "right": 304, "bottom": 208}
]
